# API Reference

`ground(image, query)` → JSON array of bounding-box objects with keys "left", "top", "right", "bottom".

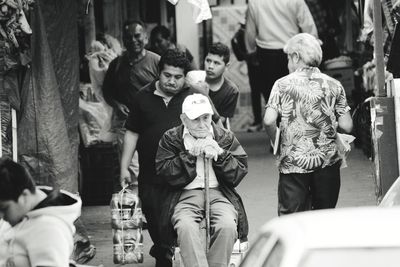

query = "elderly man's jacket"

[{"left": 155, "top": 123, "right": 249, "bottom": 253}]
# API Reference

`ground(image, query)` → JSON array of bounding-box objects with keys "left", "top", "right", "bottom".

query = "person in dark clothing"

[
  {"left": 103, "top": 20, "right": 160, "bottom": 118},
  {"left": 103, "top": 19, "right": 160, "bottom": 187},
  {"left": 231, "top": 22, "right": 264, "bottom": 132},
  {"left": 305, "top": 0, "right": 341, "bottom": 61},
  {"left": 205, "top": 42, "right": 239, "bottom": 129},
  {"left": 149, "top": 25, "right": 197, "bottom": 70},
  {"left": 246, "top": 54, "right": 264, "bottom": 132},
  {"left": 120, "top": 49, "right": 220, "bottom": 267},
  {"left": 155, "top": 94, "right": 248, "bottom": 267}
]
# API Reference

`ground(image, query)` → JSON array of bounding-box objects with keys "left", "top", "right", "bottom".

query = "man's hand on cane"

[
  {"left": 202, "top": 139, "right": 223, "bottom": 160},
  {"left": 202, "top": 145, "right": 221, "bottom": 160},
  {"left": 189, "top": 138, "right": 208, "bottom": 157},
  {"left": 189, "top": 138, "right": 223, "bottom": 160}
]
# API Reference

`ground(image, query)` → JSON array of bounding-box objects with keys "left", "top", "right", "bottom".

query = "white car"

[
  {"left": 239, "top": 207, "right": 400, "bottom": 267},
  {"left": 379, "top": 176, "right": 400, "bottom": 207}
]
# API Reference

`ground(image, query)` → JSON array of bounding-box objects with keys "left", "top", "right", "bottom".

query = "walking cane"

[{"left": 203, "top": 155, "right": 211, "bottom": 253}]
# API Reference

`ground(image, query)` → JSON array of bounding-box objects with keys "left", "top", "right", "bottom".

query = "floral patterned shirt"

[{"left": 266, "top": 67, "right": 351, "bottom": 174}]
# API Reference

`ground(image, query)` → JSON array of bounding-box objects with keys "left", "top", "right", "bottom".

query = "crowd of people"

[{"left": 0, "top": 1, "right": 357, "bottom": 266}]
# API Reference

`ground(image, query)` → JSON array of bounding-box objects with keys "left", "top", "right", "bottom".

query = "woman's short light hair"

[{"left": 283, "top": 33, "right": 322, "bottom": 67}]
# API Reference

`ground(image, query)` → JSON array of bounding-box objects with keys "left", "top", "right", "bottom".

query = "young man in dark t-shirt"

[
  {"left": 205, "top": 42, "right": 239, "bottom": 129},
  {"left": 120, "top": 49, "right": 219, "bottom": 267}
]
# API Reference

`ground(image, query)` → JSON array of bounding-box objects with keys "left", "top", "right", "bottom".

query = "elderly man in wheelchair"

[{"left": 155, "top": 94, "right": 249, "bottom": 267}]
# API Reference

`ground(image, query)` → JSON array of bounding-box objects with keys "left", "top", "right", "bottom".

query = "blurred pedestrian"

[
  {"left": 149, "top": 25, "right": 197, "bottom": 70},
  {"left": 245, "top": 0, "right": 318, "bottom": 132},
  {"left": 0, "top": 157, "right": 81, "bottom": 266},
  {"left": 263, "top": 33, "right": 353, "bottom": 215}
]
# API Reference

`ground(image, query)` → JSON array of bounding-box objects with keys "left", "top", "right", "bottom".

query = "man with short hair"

[
  {"left": 205, "top": 42, "right": 239, "bottom": 128},
  {"left": 120, "top": 49, "right": 220, "bottom": 267},
  {"left": 0, "top": 157, "right": 81, "bottom": 266},
  {"left": 264, "top": 33, "right": 353, "bottom": 215},
  {"left": 103, "top": 20, "right": 160, "bottom": 182},
  {"left": 103, "top": 20, "right": 160, "bottom": 114},
  {"left": 155, "top": 93, "right": 248, "bottom": 267}
]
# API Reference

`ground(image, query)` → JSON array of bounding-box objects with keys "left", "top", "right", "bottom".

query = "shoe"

[
  {"left": 247, "top": 123, "right": 263, "bottom": 132},
  {"left": 73, "top": 242, "right": 96, "bottom": 264}
]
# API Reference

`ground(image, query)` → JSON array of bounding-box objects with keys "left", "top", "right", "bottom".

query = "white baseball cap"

[{"left": 182, "top": 94, "right": 214, "bottom": 120}]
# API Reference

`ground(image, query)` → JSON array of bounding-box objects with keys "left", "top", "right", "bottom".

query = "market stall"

[{"left": 0, "top": 0, "right": 95, "bottom": 264}]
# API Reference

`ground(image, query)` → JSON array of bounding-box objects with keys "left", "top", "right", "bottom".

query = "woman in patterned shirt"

[{"left": 264, "top": 33, "right": 353, "bottom": 215}]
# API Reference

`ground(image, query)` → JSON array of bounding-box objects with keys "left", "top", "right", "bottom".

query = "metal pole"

[
  {"left": 373, "top": 0, "right": 386, "bottom": 96},
  {"left": 11, "top": 108, "right": 17, "bottom": 162},
  {"left": 203, "top": 156, "right": 210, "bottom": 253}
]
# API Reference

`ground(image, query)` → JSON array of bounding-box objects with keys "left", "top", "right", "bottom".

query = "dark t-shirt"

[
  {"left": 208, "top": 77, "right": 239, "bottom": 118},
  {"left": 125, "top": 82, "right": 198, "bottom": 184},
  {"left": 102, "top": 50, "right": 160, "bottom": 108}
]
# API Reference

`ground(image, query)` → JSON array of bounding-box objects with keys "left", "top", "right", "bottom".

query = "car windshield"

[{"left": 300, "top": 247, "right": 400, "bottom": 267}]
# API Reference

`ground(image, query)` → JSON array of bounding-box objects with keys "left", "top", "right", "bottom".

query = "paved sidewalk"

[{"left": 82, "top": 131, "right": 376, "bottom": 266}]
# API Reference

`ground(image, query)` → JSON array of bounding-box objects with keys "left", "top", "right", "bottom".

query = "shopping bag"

[{"left": 110, "top": 186, "right": 143, "bottom": 264}]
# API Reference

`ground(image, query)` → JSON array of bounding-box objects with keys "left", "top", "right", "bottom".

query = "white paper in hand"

[{"left": 273, "top": 127, "right": 280, "bottom": 155}]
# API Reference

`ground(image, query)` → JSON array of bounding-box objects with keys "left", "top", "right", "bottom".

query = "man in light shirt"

[
  {"left": 155, "top": 94, "right": 248, "bottom": 267},
  {"left": 245, "top": 0, "right": 318, "bottom": 132}
]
